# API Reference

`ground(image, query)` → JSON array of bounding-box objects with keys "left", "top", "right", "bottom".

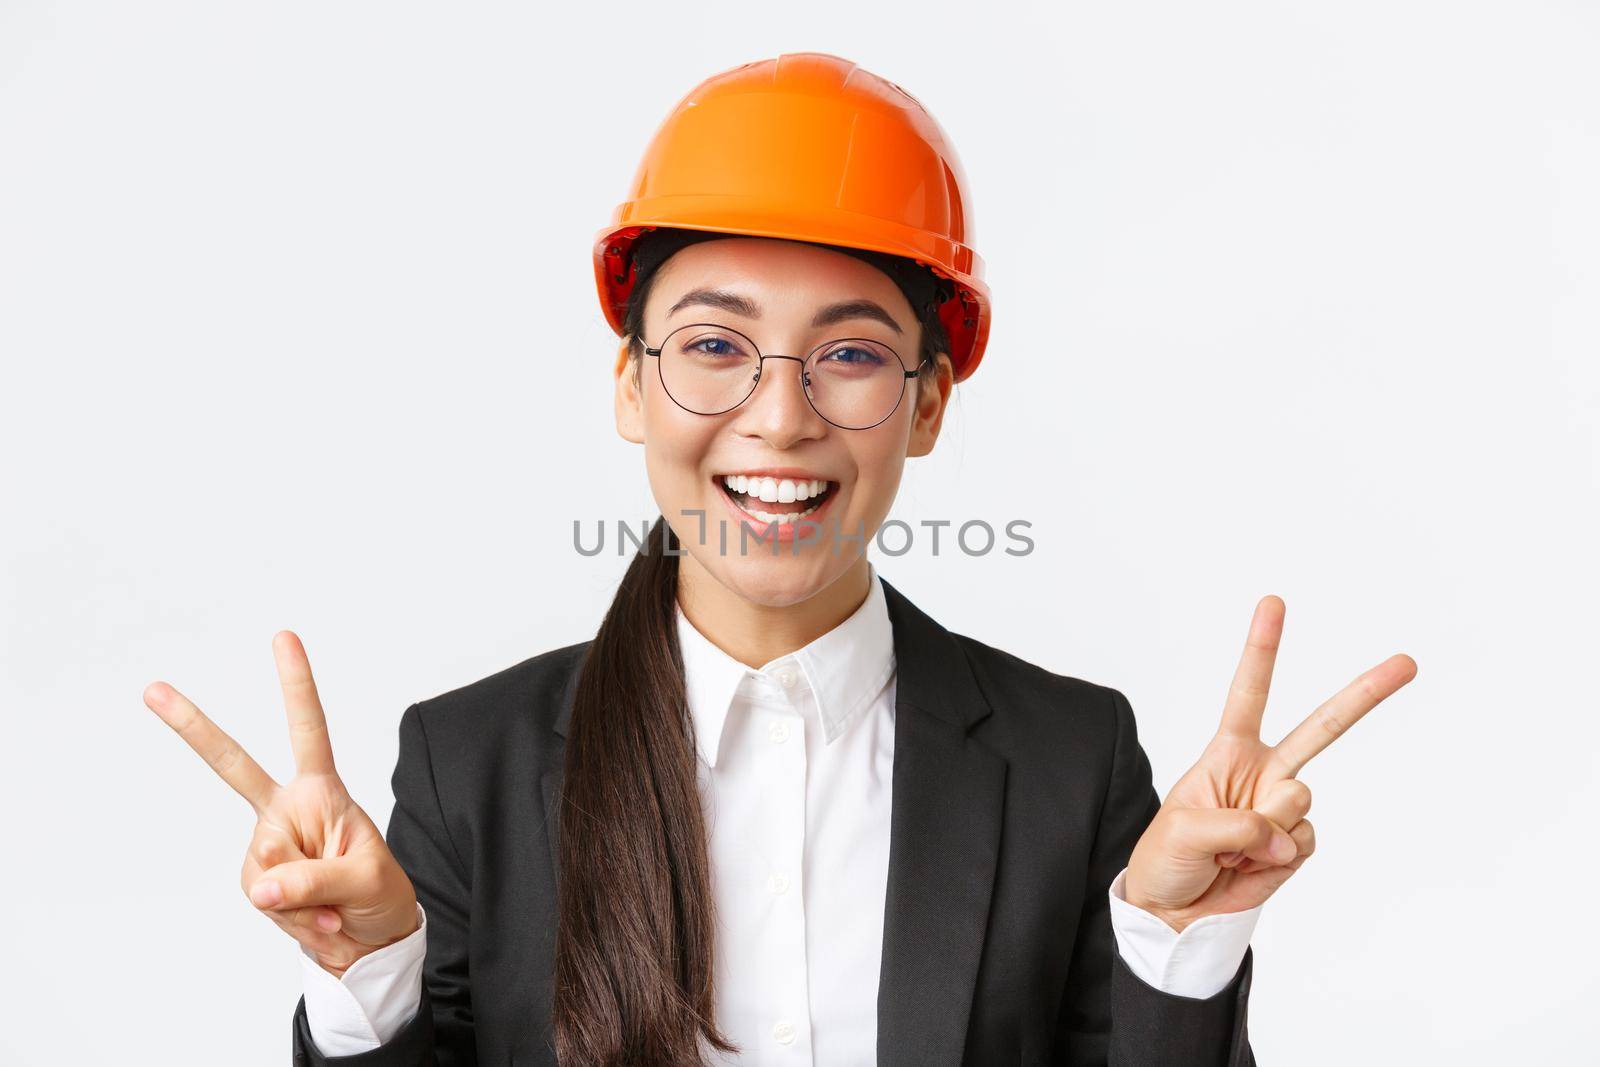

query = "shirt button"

[
  {"left": 766, "top": 872, "right": 790, "bottom": 895},
  {"left": 772, "top": 1020, "right": 797, "bottom": 1045},
  {"left": 775, "top": 665, "right": 798, "bottom": 688},
  {"left": 768, "top": 720, "right": 791, "bottom": 744}
]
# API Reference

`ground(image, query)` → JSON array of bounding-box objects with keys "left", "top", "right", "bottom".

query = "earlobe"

[
  {"left": 906, "top": 352, "right": 954, "bottom": 458},
  {"left": 614, "top": 342, "right": 645, "bottom": 444}
]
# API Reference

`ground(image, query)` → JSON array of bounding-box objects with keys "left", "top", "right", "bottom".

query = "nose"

[{"left": 733, "top": 355, "right": 826, "bottom": 445}]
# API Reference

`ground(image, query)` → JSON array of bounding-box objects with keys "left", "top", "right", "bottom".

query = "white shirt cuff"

[
  {"left": 1106, "top": 867, "right": 1259, "bottom": 999},
  {"left": 299, "top": 902, "right": 428, "bottom": 1056}
]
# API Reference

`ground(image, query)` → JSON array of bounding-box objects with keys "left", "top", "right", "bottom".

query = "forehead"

[{"left": 651, "top": 236, "right": 908, "bottom": 307}]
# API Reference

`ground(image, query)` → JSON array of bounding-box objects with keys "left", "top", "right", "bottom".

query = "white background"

[{"left": 2, "top": 2, "right": 1596, "bottom": 1063}]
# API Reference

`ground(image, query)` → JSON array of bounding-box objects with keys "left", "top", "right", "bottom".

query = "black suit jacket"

[{"left": 292, "top": 575, "right": 1255, "bottom": 1065}]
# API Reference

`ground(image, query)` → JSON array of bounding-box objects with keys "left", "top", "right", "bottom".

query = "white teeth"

[
  {"left": 744, "top": 501, "right": 824, "bottom": 524},
  {"left": 717, "top": 474, "right": 834, "bottom": 524},
  {"left": 719, "top": 476, "right": 832, "bottom": 501}
]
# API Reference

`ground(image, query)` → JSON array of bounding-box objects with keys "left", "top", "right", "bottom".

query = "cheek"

[
  {"left": 842, "top": 440, "right": 908, "bottom": 521},
  {"left": 640, "top": 392, "right": 720, "bottom": 508}
]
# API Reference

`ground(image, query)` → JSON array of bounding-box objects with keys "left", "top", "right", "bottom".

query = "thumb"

[
  {"left": 1171, "top": 807, "right": 1298, "bottom": 867},
  {"left": 249, "top": 855, "right": 378, "bottom": 913}
]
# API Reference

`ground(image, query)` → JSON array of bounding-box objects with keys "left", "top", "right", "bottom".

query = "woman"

[{"left": 145, "top": 52, "right": 1416, "bottom": 1066}]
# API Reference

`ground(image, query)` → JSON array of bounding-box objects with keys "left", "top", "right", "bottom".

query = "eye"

[
  {"left": 818, "top": 343, "right": 892, "bottom": 368},
  {"left": 690, "top": 337, "right": 740, "bottom": 358}
]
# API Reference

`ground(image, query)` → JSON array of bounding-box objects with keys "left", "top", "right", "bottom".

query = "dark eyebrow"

[{"left": 666, "top": 288, "right": 904, "bottom": 336}]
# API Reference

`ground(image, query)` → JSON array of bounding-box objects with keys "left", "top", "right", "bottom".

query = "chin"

[
  {"left": 678, "top": 518, "right": 861, "bottom": 608},
  {"left": 703, "top": 548, "right": 839, "bottom": 608}
]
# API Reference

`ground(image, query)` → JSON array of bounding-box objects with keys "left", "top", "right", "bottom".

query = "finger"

[
  {"left": 261, "top": 904, "right": 356, "bottom": 965},
  {"left": 1254, "top": 777, "right": 1312, "bottom": 830},
  {"left": 238, "top": 842, "right": 349, "bottom": 958},
  {"left": 273, "top": 631, "right": 336, "bottom": 776},
  {"left": 1273, "top": 653, "right": 1418, "bottom": 775},
  {"left": 1236, "top": 817, "right": 1315, "bottom": 874},
  {"left": 1217, "top": 596, "right": 1285, "bottom": 738},
  {"left": 241, "top": 852, "right": 345, "bottom": 938},
  {"left": 145, "top": 681, "right": 279, "bottom": 811},
  {"left": 1227, "top": 781, "right": 1311, "bottom": 873},
  {"left": 1168, "top": 808, "right": 1298, "bottom": 867},
  {"left": 243, "top": 874, "right": 344, "bottom": 935},
  {"left": 249, "top": 855, "right": 376, "bottom": 912},
  {"left": 1290, "top": 816, "right": 1315, "bottom": 859},
  {"left": 1215, "top": 779, "right": 1312, "bottom": 870},
  {"left": 277, "top": 904, "right": 345, "bottom": 935}
]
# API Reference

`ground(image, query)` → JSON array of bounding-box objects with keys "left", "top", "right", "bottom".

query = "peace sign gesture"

[
  {"left": 143, "top": 631, "right": 419, "bottom": 975},
  {"left": 1123, "top": 596, "right": 1418, "bottom": 930}
]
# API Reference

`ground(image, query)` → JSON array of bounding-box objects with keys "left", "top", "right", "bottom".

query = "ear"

[
  {"left": 905, "top": 351, "right": 954, "bottom": 459},
  {"left": 614, "top": 341, "right": 645, "bottom": 444}
]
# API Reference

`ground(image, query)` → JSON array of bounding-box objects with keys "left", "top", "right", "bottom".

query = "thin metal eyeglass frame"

[{"left": 641, "top": 321, "right": 930, "bottom": 431}]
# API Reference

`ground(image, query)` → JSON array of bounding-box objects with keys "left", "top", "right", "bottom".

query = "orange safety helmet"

[{"left": 592, "top": 52, "right": 992, "bottom": 383}]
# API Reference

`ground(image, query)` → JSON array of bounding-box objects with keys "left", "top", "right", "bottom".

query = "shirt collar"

[{"left": 674, "top": 562, "right": 896, "bottom": 768}]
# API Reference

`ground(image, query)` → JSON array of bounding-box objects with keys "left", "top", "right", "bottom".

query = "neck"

[{"left": 675, "top": 553, "right": 874, "bottom": 669}]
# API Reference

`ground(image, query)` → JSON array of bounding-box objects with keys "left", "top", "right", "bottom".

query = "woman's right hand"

[{"left": 144, "top": 630, "right": 420, "bottom": 977}]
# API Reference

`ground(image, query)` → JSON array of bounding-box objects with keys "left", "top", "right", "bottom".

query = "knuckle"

[
  {"left": 172, "top": 704, "right": 204, "bottom": 738},
  {"left": 1282, "top": 778, "right": 1313, "bottom": 813},
  {"left": 1161, "top": 807, "right": 1194, "bottom": 843},
  {"left": 211, "top": 740, "right": 243, "bottom": 776},
  {"left": 1228, "top": 680, "right": 1270, "bottom": 700},
  {"left": 1231, "top": 811, "right": 1265, "bottom": 842},
  {"left": 293, "top": 868, "right": 321, "bottom": 903},
  {"left": 354, "top": 855, "right": 386, "bottom": 893},
  {"left": 288, "top": 717, "right": 328, "bottom": 741}
]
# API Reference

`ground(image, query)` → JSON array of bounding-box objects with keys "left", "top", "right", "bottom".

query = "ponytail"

[{"left": 553, "top": 517, "right": 735, "bottom": 1066}]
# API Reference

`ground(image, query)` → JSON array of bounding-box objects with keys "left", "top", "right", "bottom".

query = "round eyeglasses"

[{"left": 642, "top": 321, "right": 928, "bottom": 431}]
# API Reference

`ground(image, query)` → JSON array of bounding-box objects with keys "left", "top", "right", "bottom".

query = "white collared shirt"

[{"left": 300, "top": 563, "right": 1259, "bottom": 1058}]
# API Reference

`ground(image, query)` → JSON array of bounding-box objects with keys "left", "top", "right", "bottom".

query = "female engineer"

[{"left": 146, "top": 51, "right": 1416, "bottom": 1067}]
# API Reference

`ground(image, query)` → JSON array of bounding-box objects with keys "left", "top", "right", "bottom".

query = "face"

[{"left": 614, "top": 237, "right": 955, "bottom": 609}]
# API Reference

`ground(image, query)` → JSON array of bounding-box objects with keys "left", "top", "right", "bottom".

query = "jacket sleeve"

[
  {"left": 1052, "top": 688, "right": 1256, "bottom": 1067},
  {"left": 292, "top": 702, "right": 478, "bottom": 1066}
]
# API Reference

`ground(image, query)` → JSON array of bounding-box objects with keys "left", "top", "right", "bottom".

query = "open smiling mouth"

[{"left": 713, "top": 474, "right": 839, "bottom": 527}]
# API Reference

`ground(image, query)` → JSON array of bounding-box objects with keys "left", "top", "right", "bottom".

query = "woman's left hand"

[{"left": 1123, "top": 596, "right": 1417, "bottom": 931}]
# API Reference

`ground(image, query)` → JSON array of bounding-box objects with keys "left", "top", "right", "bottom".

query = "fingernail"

[
  {"left": 316, "top": 911, "right": 340, "bottom": 932},
  {"left": 1271, "top": 834, "right": 1296, "bottom": 862},
  {"left": 251, "top": 880, "right": 282, "bottom": 907}
]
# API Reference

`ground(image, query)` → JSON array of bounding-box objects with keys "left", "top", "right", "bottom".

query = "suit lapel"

[
  {"left": 543, "top": 649, "right": 584, "bottom": 884},
  {"left": 876, "top": 576, "right": 1007, "bottom": 1066}
]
